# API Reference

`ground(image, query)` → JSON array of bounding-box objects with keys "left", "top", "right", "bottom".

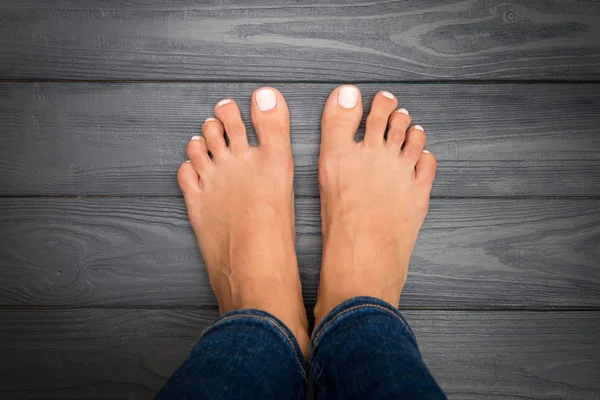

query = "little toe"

[
  {"left": 386, "top": 108, "right": 411, "bottom": 153},
  {"left": 187, "top": 135, "right": 214, "bottom": 174},
  {"left": 320, "top": 85, "right": 363, "bottom": 152},
  {"left": 251, "top": 87, "right": 291, "bottom": 150},
  {"left": 364, "top": 91, "right": 398, "bottom": 147},
  {"left": 415, "top": 150, "right": 437, "bottom": 185},
  {"left": 401, "top": 125, "right": 426, "bottom": 165},
  {"left": 214, "top": 98, "right": 249, "bottom": 154},
  {"left": 177, "top": 160, "right": 201, "bottom": 195},
  {"left": 202, "top": 117, "right": 228, "bottom": 159}
]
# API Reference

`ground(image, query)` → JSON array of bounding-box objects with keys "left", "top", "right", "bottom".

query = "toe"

[
  {"left": 386, "top": 108, "right": 411, "bottom": 153},
  {"left": 251, "top": 87, "right": 290, "bottom": 150},
  {"left": 202, "top": 117, "right": 228, "bottom": 159},
  {"left": 401, "top": 125, "right": 426, "bottom": 165},
  {"left": 364, "top": 91, "right": 398, "bottom": 147},
  {"left": 187, "top": 135, "right": 214, "bottom": 174},
  {"left": 177, "top": 160, "right": 201, "bottom": 195},
  {"left": 321, "top": 85, "right": 363, "bottom": 152},
  {"left": 214, "top": 98, "right": 249, "bottom": 154},
  {"left": 415, "top": 150, "right": 437, "bottom": 185}
]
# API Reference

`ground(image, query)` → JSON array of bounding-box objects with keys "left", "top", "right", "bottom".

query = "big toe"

[
  {"left": 251, "top": 87, "right": 291, "bottom": 151},
  {"left": 320, "top": 85, "right": 363, "bottom": 152}
]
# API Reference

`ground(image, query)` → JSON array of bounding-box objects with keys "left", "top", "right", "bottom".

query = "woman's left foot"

[
  {"left": 314, "top": 86, "right": 436, "bottom": 327},
  {"left": 177, "top": 88, "right": 309, "bottom": 355}
]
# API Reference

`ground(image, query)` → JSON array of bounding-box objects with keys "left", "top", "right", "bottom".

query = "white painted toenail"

[
  {"left": 423, "top": 150, "right": 431, "bottom": 154},
  {"left": 205, "top": 117, "right": 216, "bottom": 122},
  {"left": 414, "top": 125, "right": 424, "bottom": 131},
  {"left": 338, "top": 86, "right": 359, "bottom": 109},
  {"left": 185, "top": 160, "right": 191, "bottom": 163},
  {"left": 191, "top": 136, "right": 201, "bottom": 141},
  {"left": 397, "top": 108, "right": 410, "bottom": 115},
  {"left": 255, "top": 88, "right": 277, "bottom": 111},
  {"left": 382, "top": 91, "right": 395, "bottom": 100},
  {"left": 217, "top": 99, "right": 232, "bottom": 107}
]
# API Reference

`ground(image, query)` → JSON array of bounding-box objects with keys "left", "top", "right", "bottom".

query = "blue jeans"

[{"left": 155, "top": 297, "right": 446, "bottom": 399}]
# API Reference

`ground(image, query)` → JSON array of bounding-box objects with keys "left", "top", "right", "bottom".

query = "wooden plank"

[
  {"left": 414, "top": 311, "right": 600, "bottom": 399},
  {"left": 1, "top": 1, "right": 600, "bottom": 81},
  {"left": 0, "top": 309, "right": 598, "bottom": 399},
  {"left": 0, "top": 308, "right": 217, "bottom": 400},
  {"left": 0, "top": 197, "right": 598, "bottom": 308},
  {"left": 1, "top": 82, "right": 599, "bottom": 197}
]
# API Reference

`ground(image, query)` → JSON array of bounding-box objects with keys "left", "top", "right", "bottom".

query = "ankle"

[
  {"left": 265, "top": 302, "right": 310, "bottom": 359},
  {"left": 226, "top": 286, "right": 310, "bottom": 359}
]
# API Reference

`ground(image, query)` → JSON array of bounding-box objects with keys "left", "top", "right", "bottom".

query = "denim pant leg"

[
  {"left": 155, "top": 309, "right": 307, "bottom": 400},
  {"left": 310, "top": 297, "right": 446, "bottom": 400}
]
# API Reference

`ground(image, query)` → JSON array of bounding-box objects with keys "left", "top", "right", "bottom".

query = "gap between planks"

[
  {"left": 2, "top": 305, "right": 600, "bottom": 312},
  {"left": 2, "top": 79, "right": 600, "bottom": 85},
  {"left": 1, "top": 195, "right": 599, "bottom": 200}
]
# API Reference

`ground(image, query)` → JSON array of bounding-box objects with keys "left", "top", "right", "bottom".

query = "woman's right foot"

[
  {"left": 314, "top": 85, "right": 437, "bottom": 327},
  {"left": 178, "top": 88, "right": 309, "bottom": 356}
]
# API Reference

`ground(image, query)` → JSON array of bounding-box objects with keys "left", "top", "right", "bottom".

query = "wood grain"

[
  {"left": 0, "top": 308, "right": 598, "bottom": 399},
  {"left": 1, "top": 82, "right": 599, "bottom": 197},
  {"left": 414, "top": 311, "right": 600, "bottom": 399},
  {"left": 0, "top": 308, "right": 217, "bottom": 400},
  {"left": 1, "top": 1, "right": 600, "bottom": 81},
  {"left": 0, "top": 197, "right": 598, "bottom": 308}
]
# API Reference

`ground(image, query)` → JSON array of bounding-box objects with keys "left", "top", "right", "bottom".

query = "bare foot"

[
  {"left": 178, "top": 87, "right": 309, "bottom": 355},
  {"left": 314, "top": 85, "right": 436, "bottom": 326}
]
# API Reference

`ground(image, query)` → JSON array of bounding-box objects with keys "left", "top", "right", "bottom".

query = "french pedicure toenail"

[
  {"left": 217, "top": 99, "right": 232, "bottom": 107},
  {"left": 382, "top": 91, "right": 395, "bottom": 100},
  {"left": 191, "top": 135, "right": 201, "bottom": 141},
  {"left": 414, "top": 125, "right": 424, "bottom": 131},
  {"left": 338, "top": 86, "right": 359, "bottom": 109},
  {"left": 256, "top": 88, "right": 277, "bottom": 111},
  {"left": 397, "top": 108, "right": 410, "bottom": 115}
]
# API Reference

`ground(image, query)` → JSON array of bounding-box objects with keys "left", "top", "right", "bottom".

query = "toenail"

[
  {"left": 414, "top": 125, "right": 424, "bottom": 131},
  {"left": 397, "top": 108, "right": 410, "bottom": 115},
  {"left": 382, "top": 91, "right": 395, "bottom": 100},
  {"left": 185, "top": 160, "right": 191, "bottom": 163},
  {"left": 205, "top": 117, "right": 216, "bottom": 122},
  {"left": 217, "top": 99, "right": 232, "bottom": 107},
  {"left": 255, "top": 88, "right": 277, "bottom": 111},
  {"left": 338, "top": 86, "right": 359, "bottom": 109},
  {"left": 191, "top": 135, "right": 202, "bottom": 141},
  {"left": 423, "top": 150, "right": 431, "bottom": 154}
]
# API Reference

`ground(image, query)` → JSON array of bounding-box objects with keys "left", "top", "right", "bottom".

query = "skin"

[{"left": 178, "top": 85, "right": 436, "bottom": 358}]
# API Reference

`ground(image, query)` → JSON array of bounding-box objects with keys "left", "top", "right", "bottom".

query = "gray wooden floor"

[{"left": 1, "top": 1, "right": 599, "bottom": 399}]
